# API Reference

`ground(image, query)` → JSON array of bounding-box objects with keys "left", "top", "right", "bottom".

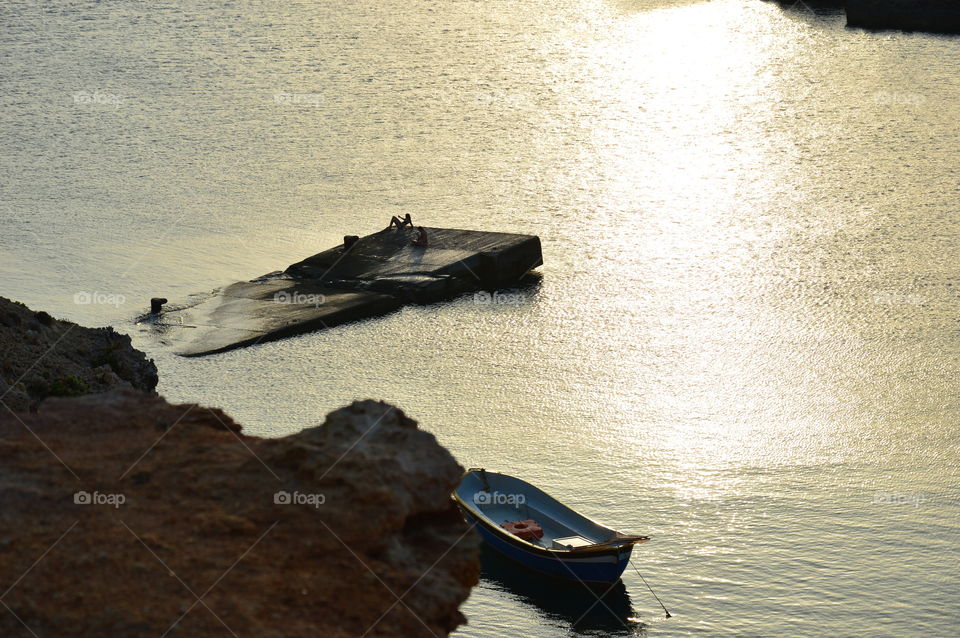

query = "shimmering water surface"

[{"left": 2, "top": 0, "right": 959, "bottom": 635}]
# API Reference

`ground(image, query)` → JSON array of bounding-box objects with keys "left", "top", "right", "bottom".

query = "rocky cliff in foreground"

[
  {"left": 846, "top": 0, "right": 960, "bottom": 34},
  {"left": 0, "top": 297, "right": 479, "bottom": 637},
  {"left": 0, "top": 296, "right": 158, "bottom": 411},
  {"left": 0, "top": 392, "right": 479, "bottom": 637}
]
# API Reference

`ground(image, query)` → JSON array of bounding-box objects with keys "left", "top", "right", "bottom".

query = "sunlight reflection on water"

[{"left": 1, "top": 0, "right": 958, "bottom": 635}]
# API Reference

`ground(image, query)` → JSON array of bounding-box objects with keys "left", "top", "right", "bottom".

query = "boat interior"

[{"left": 457, "top": 470, "right": 631, "bottom": 550}]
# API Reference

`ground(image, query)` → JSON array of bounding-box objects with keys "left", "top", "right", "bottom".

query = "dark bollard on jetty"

[
  {"left": 150, "top": 297, "right": 168, "bottom": 314},
  {"left": 161, "top": 226, "right": 543, "bottom": 356}
]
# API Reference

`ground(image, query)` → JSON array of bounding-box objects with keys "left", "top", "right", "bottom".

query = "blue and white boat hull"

[
  {"left": 462, "top": 510, "right": 634, "bottom": 584},
  {"left": 453, "top": 469, "right": 649, "bottom": 586}
]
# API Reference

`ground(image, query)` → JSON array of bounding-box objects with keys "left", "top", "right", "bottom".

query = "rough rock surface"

[
  {"left": 846, "top": 0, "right": 960, "bottom": 33},
  {"left": 0, "top": 296, "right": 159, "bottom": 411},
  {"left": 0, "top": 391, "right": 479, "bottom": 637}
]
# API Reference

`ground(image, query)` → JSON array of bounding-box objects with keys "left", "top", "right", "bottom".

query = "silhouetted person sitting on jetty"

[
  {"left": 388, "top": 213, "right": 413, "bottom": 229},
  {"left": 411, "top": 226, "right": 429, "bottom": 247}
]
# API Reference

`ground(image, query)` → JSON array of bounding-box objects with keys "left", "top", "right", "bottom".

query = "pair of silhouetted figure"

[{"left": 388, "top": 214, "right": 428, "bottom": 247}]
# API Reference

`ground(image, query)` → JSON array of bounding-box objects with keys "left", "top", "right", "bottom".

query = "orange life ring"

[{"left": 500, "top": 519, "right": 544, "bottom": 541}]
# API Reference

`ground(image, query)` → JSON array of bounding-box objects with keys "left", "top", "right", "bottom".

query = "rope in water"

[{"left": 629, "top": 558, "right": 672, "bottom": 619}]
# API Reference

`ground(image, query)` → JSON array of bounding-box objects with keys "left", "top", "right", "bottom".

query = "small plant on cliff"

[
  {"left": 92, "top": 340, "right": 126, "bottom": 374},
  {"left": 48, "top": 376, "right": 88, "bottom": 397},
  {"left": 34, "top": 311, "right": 54, "bottom": 327}
]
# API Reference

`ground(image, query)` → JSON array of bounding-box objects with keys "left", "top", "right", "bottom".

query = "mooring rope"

[{"left": 629, "top": 558, "right": 672, "bottom": 618}]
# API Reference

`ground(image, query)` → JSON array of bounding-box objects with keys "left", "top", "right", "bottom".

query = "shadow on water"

[{"left": 478, "top": 545, "right": 646, "bottom": 636}]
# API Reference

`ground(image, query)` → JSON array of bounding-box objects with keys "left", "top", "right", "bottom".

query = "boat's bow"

[{"left": 593, "top": 531, "right": 651, "bottom": 548}]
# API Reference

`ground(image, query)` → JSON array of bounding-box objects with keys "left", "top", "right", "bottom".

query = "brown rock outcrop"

[
  {"left": 0, "top": 391, "right": 479, "bottom": 637},
  {"left": 0, "top": 296, "right": 159, "bottom": 411}
]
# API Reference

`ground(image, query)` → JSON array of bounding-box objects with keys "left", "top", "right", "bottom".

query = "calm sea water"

[{"left": 2, "top": 0, "right": 959, "bottom": 635}]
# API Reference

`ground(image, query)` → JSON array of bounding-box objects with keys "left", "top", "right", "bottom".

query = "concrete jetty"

[{"left": 161, "top": 226, "right": 542, "bottom": 356}]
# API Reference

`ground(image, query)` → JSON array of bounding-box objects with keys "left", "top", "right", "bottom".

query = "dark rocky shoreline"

[
  {"left": 0, "top": 296, "right": 158, "bottom": 411},
  {"left": 0, "top": 297, "right": 480, "bottom": 637}
]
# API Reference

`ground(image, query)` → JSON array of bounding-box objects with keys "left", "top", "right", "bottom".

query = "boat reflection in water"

[{"left": 477, "top": 544, "right": 645, "bottom": 636}]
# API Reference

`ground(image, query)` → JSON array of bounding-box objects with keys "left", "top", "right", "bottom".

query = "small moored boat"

[{"left": 453, "top": 469, "right": 650, "bottom": 585}]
